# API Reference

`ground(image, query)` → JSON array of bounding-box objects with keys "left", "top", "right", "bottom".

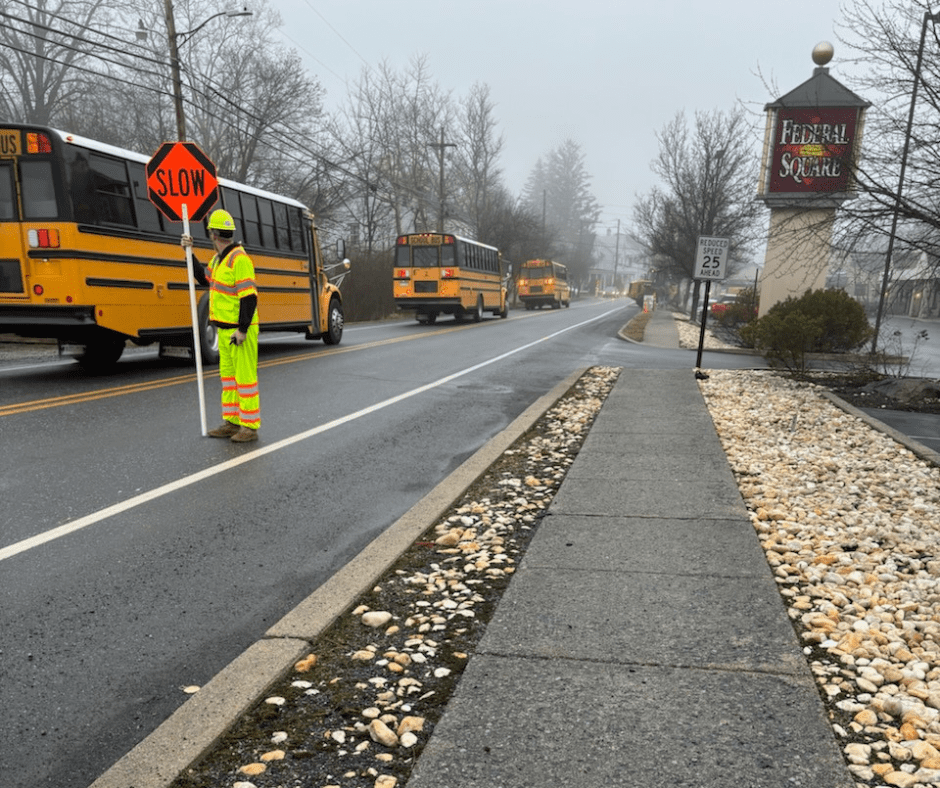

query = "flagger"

[{"left": 181, "top": 208, "right": 260, "bottom": 442}]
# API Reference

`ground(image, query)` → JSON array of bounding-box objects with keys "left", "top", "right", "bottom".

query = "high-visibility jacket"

[{"left": 207, "top": 244, "right": 258, "bottom": 328}]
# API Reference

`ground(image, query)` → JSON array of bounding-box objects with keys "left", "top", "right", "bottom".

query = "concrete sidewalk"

[
  {"left": 405, "top": 362, "right": 853, "bottom": 785},
  {"left": 639, "top": 304, "right": 683, "bottom": 349}
]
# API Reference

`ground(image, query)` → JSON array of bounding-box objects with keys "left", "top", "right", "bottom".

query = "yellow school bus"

[
  {"left": 0, "top": 123, "right": 348, "bottom": 369},
  {"left": 393, "top": 232, "right": 507, "bottom": 323},
  {"left": 517, "top": 259, "right": 570, "bottom": 309}
]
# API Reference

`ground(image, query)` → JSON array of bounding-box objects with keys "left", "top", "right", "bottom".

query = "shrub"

[
  {"left": 740, "top": 288, "right": 872, "bottom": 375},
  {"left": 340, "top": 249, "right": 397, "bottom": 322}
]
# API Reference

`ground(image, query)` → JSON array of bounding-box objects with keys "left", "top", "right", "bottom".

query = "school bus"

[
  {"left": 0, "top": 123, "right": 349, "bottom": 369},
  {"left": 628, "top": 279, "right": 654, "bottom": 307},
  {"left": 393, "top": 232, "right": 508, "bottom": 323},
  {"left": 517, "top": 259, "right": 570, "bottom": 309}
]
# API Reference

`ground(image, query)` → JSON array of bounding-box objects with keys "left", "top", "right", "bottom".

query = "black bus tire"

[
  {"left": 76, "top": 337, "right": 125, "bottom": 371},
  {"left": 323, "top": 297, "right": 344, "bottom": 345},
  {"left": 197, "top": 294, "right": 220, "bottom": 365}
]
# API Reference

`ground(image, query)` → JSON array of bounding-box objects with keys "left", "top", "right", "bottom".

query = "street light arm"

[
  {"left": 176, "top": 9, "right": 252, "bottom": 47},
  {"left": 162, "top": 1, "right": 253, "bottom": 141}
]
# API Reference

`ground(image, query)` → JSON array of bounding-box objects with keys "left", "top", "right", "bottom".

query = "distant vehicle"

[
  {"left": 627, "top": 279, "right": 653, "bottom": 307},
  {"left": 517, "top": 259, "right": 570, "bottom": 309},
  {"left": 392, "top": 232, "right": 508, "bottom": 323}
]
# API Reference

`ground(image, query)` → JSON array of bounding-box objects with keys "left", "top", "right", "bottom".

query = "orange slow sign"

[{"left": 146, "top": 141, "right": 219, "bottom": 222}]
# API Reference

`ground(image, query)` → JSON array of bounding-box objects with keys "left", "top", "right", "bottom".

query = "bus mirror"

[{"left": 336, "top": 239, "right": 346, "bottom": 260}]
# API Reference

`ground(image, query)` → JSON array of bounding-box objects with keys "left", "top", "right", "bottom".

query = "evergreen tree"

[{"left": 521, "top": 139, "right": 600, "bottom": 282}]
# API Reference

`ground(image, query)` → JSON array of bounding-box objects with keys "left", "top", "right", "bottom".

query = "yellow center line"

[{"left": 0, "top": 323, "right": 468, "bottom": 418}]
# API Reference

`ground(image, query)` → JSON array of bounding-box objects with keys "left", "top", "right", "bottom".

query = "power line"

[{"left": 0, "top": 5, "right": 449, "bottom": 217}]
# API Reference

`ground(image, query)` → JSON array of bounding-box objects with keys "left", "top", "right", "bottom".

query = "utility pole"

[
  {"left": 613, "top": 219, "right": 620, "bottom": 286},
  {"left": 164, "top": 0, "right": 186, "bottom": 141},
  {"left": 428, "top": 127, "right": 456, "bottom": 232}
]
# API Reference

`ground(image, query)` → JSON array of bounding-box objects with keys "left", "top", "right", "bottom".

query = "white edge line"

[{"left": 0, "top": 308, "right": 620, "bottom": 563}]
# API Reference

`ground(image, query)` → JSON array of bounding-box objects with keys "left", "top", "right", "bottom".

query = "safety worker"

[{"left": 180, "top": 209, "right": 260, "bottom": 442}]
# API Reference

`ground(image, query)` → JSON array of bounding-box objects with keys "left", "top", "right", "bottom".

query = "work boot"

[
  {"left": 208, "top": 421, "right": 239, "bottom": 438},
  {"left": 230, "top": 426, "right": 258, "bottom": 443}
]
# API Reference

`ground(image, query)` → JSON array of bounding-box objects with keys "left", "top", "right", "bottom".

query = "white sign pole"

[{"left": 182, "top": 203, "right": 208, "bottom": 436}]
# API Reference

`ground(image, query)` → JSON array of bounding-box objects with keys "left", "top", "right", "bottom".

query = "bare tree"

[
  {"left": 633, "top": 108, "right": 764, "bottom": 314},
  {"left": 834, "top": 0, "right": 940, "bottom": 322},
  {"left": 450, "top": 82, "right": 504, "bottom": 240},
  {"left": 334, "top": 56, "right": 455, "bottom": 237},
  {"left": 0, "top": 0, "right": 125, "bottom": 124}
]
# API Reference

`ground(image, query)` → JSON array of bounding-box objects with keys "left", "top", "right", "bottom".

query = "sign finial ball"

[{"left": 812, "top": 41, "right": 834, "bottom": 66}]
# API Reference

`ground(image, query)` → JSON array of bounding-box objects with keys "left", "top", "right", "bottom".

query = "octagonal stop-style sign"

[{"left": 146, "top": 141, "right": 219, "bottom": 223}]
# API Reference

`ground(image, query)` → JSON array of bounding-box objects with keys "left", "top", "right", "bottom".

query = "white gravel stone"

[{"left": 700, "top": 370, "right": 940, "bottom": 784}]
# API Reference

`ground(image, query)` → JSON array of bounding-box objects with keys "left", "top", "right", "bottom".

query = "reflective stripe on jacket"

[{"left": 207, "top": 245, "right": 259, "bottom": 326}]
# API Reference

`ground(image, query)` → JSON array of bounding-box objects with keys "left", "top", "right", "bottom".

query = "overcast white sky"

[{"left": 270, "top": 0, "right": 853, "bottom": 232}]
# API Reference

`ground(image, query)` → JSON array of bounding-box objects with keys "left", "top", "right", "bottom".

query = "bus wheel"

[
  {"left": 198, "top": 294, "right": 220, "bottom": 365},
  {"left": 76, "top": 337, "right": 125, "bottom": 371},
  {"left": 473, "top": 295, "right": 483, "bottom": 323},
  {"left": 323, "top": 297, "right": 344, "bottom": 345}
]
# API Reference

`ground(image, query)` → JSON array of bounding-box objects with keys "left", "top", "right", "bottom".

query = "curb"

[
  {"left": 820, "top": 390, "right": 940, "bottom": 468},
  {"left": 88, "top": 367, "right": 588, "bottom": 788}
]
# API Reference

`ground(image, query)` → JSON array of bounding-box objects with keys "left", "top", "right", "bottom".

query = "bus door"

[
  {"left": 0, "top": 156, "right": 28, "bottom": 301},
  {"left": 304, "top": 220, "right": 321, "bottom": 333}
]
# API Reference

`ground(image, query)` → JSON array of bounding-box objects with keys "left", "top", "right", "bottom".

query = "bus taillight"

[
  {"left": 26, "top": 132, "right": 52, "bottom": 154},
  {"left": 33, "top": 284, "right": 44, "bottom": 296},
  {"left": 28, "top": 229, "right": 60, "bottom": 248},
  {"left": 396, "top": 269, "right": 410, "bottom": 278},
  {"left": 442, "top": 268, "right": 455, "bottom": 278}
]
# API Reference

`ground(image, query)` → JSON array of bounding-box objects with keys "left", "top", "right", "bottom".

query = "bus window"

[
  {"left": 413, "top": 246, "right": 438, "bottom": 267},
  {"left": 287, "top": 206, "right": 303, "bottom": 252},
  {"left": 128, "top": 161, "right": 163, "bottom": 233},
  {"left": 241, "top": 192, "right": 261, "bottom": 247},
  {"left": 273, "top": 202, "right": 290, "bottom": 249},
  {"left": 258, "top": 198, "right": 275, "bottom": 249},
  {"left": 0, "top": 162, "right": 16, "bottom": 219},
  {"left": 221, "top": 186, "right": 243, "bottom": 237},
  {"left": 89, "top": 153, "right": 133, "bottom": 226},
  {"left": 441, "top": 243, "right": 455, "bottom": 266},
  {"left": 21, "top": 160, "right": 59, "bottom": 219}
]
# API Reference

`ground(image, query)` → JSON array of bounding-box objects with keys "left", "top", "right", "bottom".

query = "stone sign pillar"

[{"left": 757, "top": 43, "right": 870, "bottom": 317}]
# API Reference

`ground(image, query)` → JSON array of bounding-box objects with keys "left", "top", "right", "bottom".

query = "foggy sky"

[{"left": 272, "top": 0, "right": 849, "bottom": 232}]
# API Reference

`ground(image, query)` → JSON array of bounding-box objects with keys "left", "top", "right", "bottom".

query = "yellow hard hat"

[{"left": 207, "top": 209, "right": 235, "bottom": 232}]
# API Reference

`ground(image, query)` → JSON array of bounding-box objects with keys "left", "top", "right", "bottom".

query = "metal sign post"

[{"left": 693, "top": 235, "right": 730, "bottom": 379}]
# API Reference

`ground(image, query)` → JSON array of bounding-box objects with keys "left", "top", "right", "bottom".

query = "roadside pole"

[
  {"left": 181, "top": 203, "right": 208, "bottom": 436},
  {"left": 693, "top": 235, "right": 730, "bottom": 380}
]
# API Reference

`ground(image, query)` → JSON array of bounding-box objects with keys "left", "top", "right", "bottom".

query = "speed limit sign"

[{"left": 694, "top": 235, "right": 729, "bottom": 280}]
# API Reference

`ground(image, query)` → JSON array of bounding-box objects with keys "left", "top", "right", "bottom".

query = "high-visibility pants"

[{"left": 218, "top": 326, "right": 260, "bottom": 430}]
